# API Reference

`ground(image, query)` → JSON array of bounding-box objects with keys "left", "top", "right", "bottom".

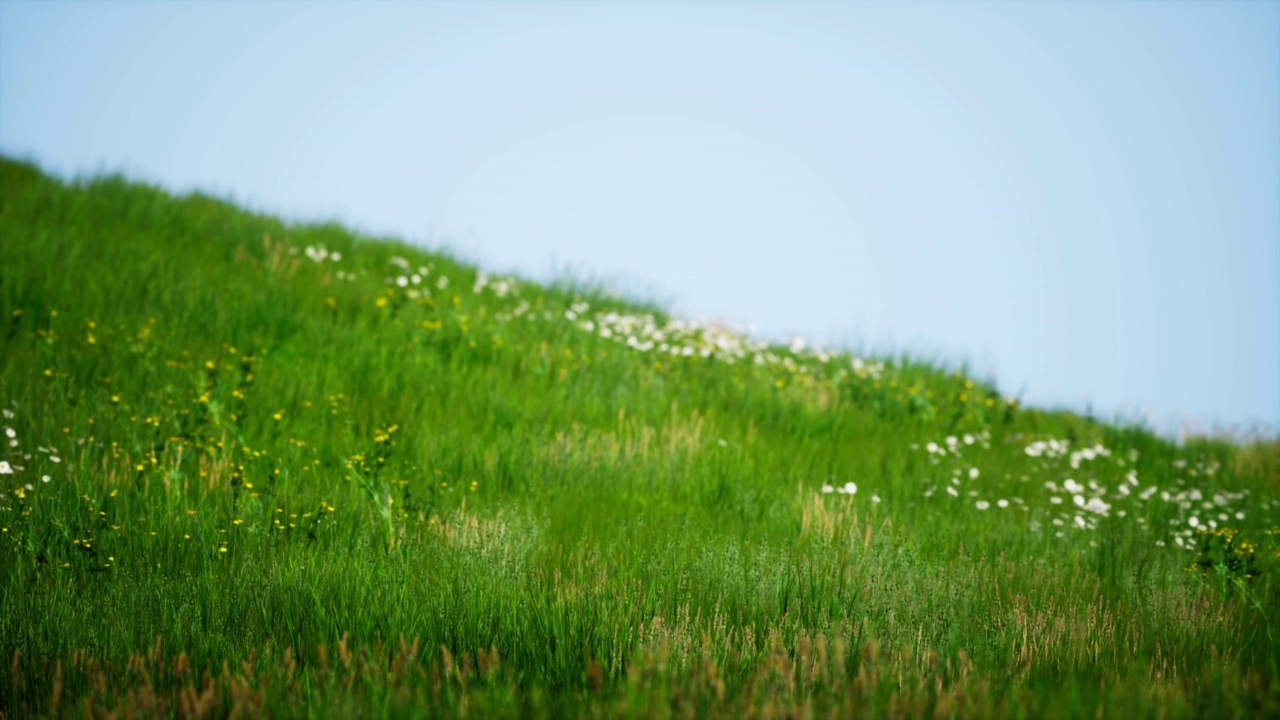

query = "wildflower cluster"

[
  {"left": 1191, "top": 526, "right": 1260, "bottom": 583},
  {"left": 301, "top": 244, "right": 342, "bottom": 263},
  {"left": 1, "top": 406, "right": 61, "bottom": 510}
]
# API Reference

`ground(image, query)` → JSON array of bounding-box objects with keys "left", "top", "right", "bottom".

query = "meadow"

[{"left": 1, "top": 156, "right": 1278, "bottom": 718}]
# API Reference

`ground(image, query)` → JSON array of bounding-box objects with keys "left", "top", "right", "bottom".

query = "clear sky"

[{"left": 2, "top": 1, "right": 1277, "bottom": 436}]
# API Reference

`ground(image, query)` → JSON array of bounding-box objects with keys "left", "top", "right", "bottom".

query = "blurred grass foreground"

[{"left": 1, "top": 157, "right": 1278, "bottom": 718}]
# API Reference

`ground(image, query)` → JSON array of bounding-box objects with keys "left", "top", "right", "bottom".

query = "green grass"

[{"left": 1, "top": 155, "right": 1277, "bottom": 718}]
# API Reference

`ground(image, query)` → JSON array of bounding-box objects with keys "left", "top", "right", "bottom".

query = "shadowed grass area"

[{"left": 1, "top": 156, "right": 1278, "bottom": 717}]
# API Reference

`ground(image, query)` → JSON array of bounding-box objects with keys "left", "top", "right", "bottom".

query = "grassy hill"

[{"left": 1, "top": 156, "right": 1277, "bottom": 718}]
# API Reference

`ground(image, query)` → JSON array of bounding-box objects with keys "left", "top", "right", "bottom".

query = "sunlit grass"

[{"left": 1, "top": 156, "right": 1278, "bottom": 717}]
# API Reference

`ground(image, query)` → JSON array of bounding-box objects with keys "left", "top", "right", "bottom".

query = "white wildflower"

[{"left": 1082, "top": 497, "right": 1111, "bottom": 515}]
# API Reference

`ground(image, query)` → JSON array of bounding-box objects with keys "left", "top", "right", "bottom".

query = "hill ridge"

[{"left": 2, "top": 155, "right": 1277, "bottom": 717}]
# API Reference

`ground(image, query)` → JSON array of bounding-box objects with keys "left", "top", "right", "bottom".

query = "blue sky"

[{"left": 2, "top": 1, "right": 1277, "bottom": 436}]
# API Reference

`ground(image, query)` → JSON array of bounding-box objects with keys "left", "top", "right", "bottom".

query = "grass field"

[{"left": 1, "top": 156, "right": 1278, "bottom": 718}]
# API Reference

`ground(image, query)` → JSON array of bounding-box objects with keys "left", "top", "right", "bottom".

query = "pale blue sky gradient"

[{"left": 2, "top": 1, "right": 1277, "bottom": 435}]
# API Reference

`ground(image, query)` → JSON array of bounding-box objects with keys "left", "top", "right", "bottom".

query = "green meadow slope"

[{"left": 1, "top": 157, "right": 1278, "bottom": 718}]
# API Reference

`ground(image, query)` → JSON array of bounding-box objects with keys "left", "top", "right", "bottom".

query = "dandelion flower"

[
  {"left": 975, "top": 500, "right": 990, "bottom": 510},
  {"left": 821, "top": 484, "right": 834, "bottom": 494},
  {"left": 968, "top": 468, "right": 980, "bottom": 479},
  {"left": 4, "top": 427, "right": 14, "bottom": 438},
  {"left": 997, "top": 499, "right": 1009, "bottom": 508},
  {"left": 843, "top": 481, "right": 857, "bottom": 494},
  {"left": 871, "top": 495, "right": 881, "bottom": 503},
  {"left": 0, "top": 461, "right": 10, "bottom": 474}
]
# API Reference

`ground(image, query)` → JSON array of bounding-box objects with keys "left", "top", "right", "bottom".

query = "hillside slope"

[{"left": 1, "top": 157, "right": 1277, "bottom": 717}]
